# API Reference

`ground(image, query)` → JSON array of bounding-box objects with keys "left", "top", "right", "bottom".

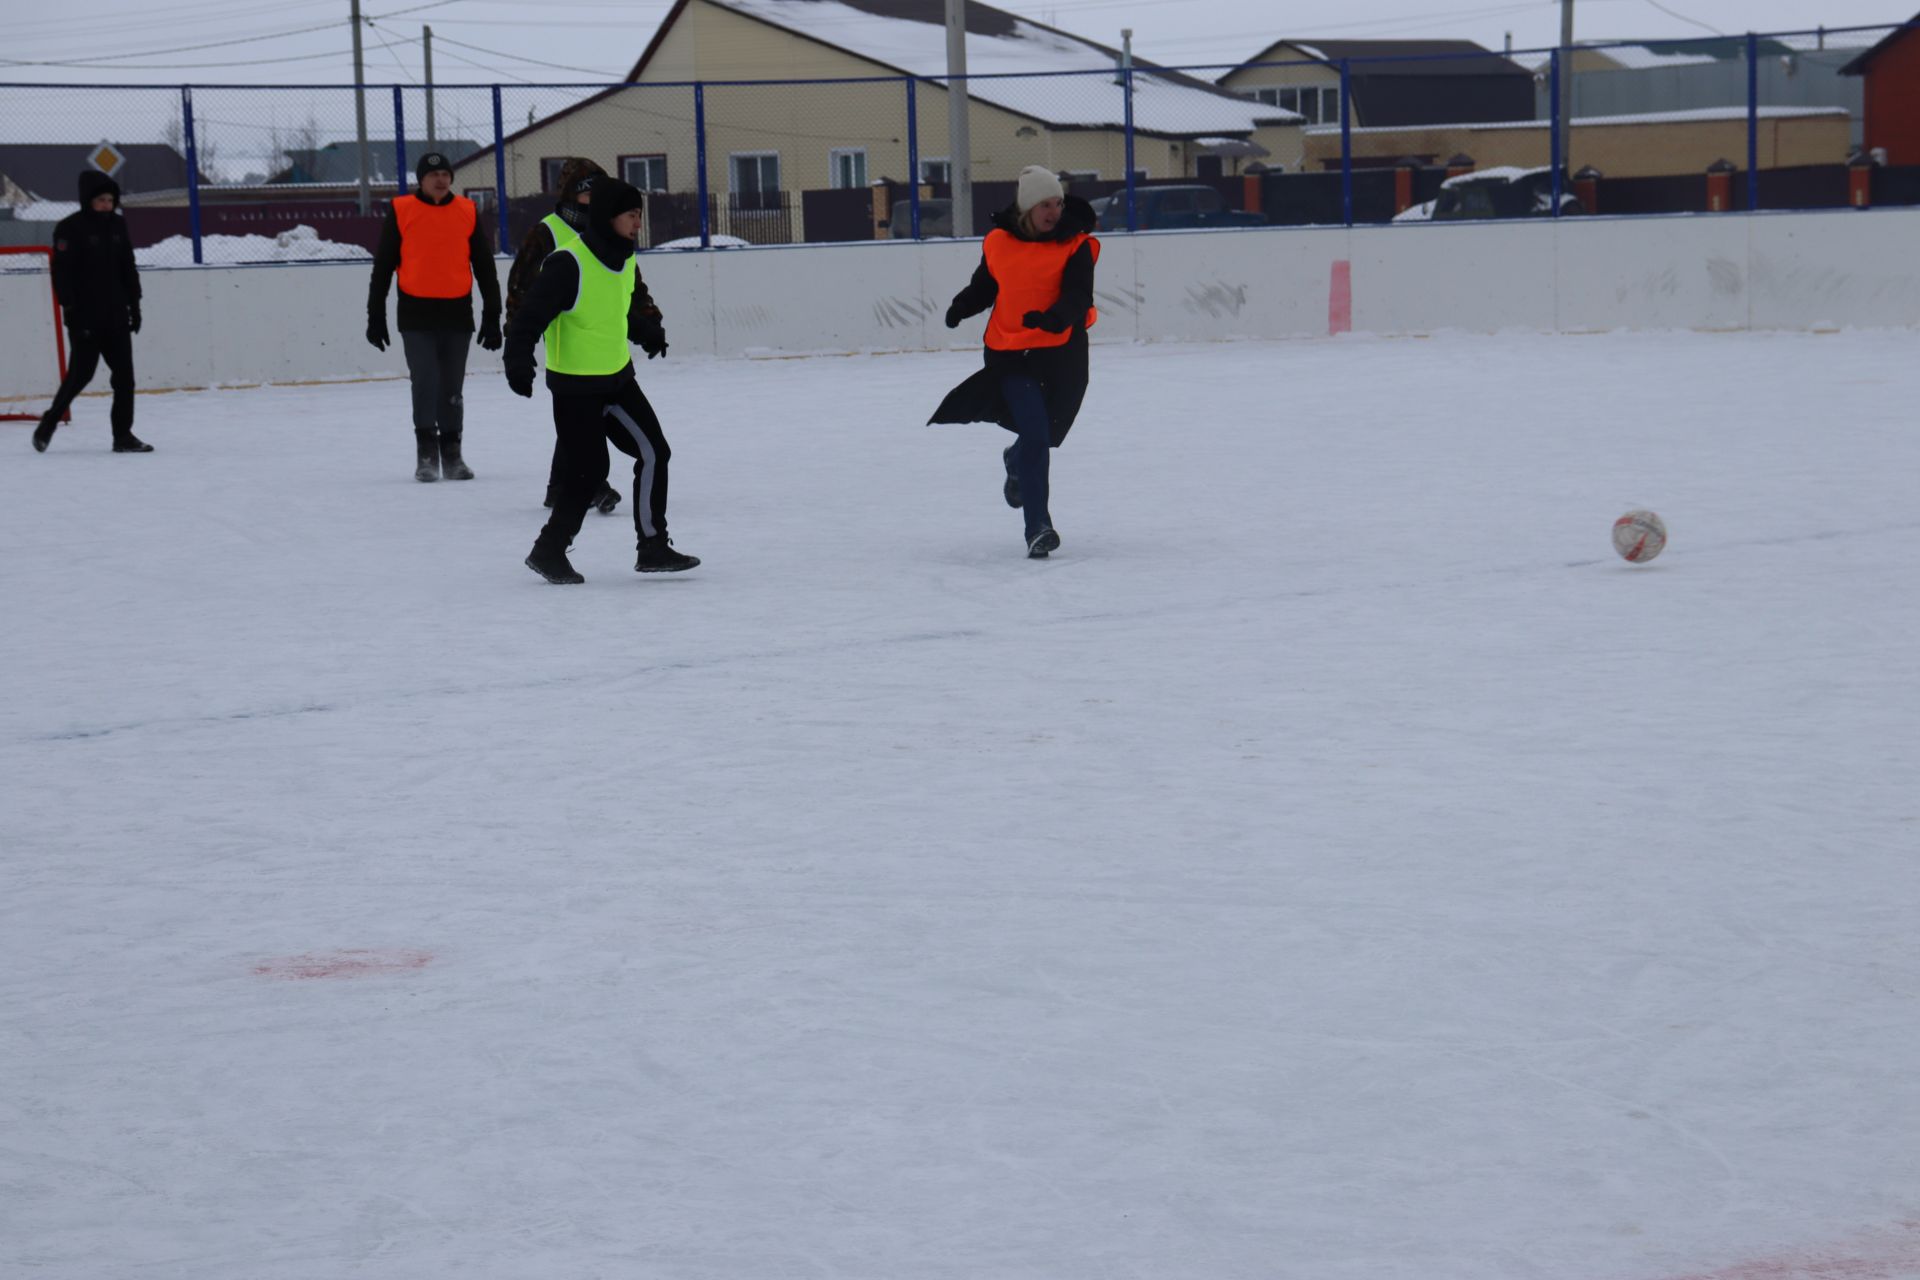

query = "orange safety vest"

[
  {"left": 983, "top": 229, "right": 1100, "bottom": 352},
  {"left": 393, "top": 193, "right": 477, "bottom": 299}
]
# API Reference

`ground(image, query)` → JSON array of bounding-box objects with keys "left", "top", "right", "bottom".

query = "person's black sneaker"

[
  {"left": 593, "top": 482, "right": 621, "bottom": 515},
  {"left": 525, "top": 545, "right": 585, "bottom": 584},
  {"left": 111, "top": 435, "right": 154, "bottom": 453},
  {"left": 1002, "top": 444, "right": 1022, "bottom": 509},
  {"left": 635, "top": 535, "right": 700, "bottom": 573},
  {"left": 1026, "top": 526, "right": 1060, "bottom": 559},
  {"left": 31, "top": 413, "right": 57, "bottom": 453}
]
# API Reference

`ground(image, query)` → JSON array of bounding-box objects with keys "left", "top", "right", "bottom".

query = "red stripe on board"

[{"left": 1329, "top": 259, "right": 1353, "bottom": 335}]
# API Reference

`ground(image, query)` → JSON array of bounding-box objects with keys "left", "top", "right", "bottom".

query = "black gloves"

[
  {"left": 636, "top": 315, "right": 668, "bottom": 360},
  {"left": 1023, "top": 309, "right": 1071, "bottom": 335},
  {"left": 128, "top": 301, "right": 142, "bottom": 334},
  {"left": 477, "top": 313, "right": 502, "bottom": 351},
  {"left": 944, "top": 303, "right": 963, "bottom": 329},
  {"left": 505, "top": 357, "right": 535, "bottom": 398},
  {"left": 367, "top": 313, "right": 390, "bottom": 351}
]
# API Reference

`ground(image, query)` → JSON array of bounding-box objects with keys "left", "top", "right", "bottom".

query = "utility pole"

[
  {"left": 351, "top": 0, "right": 371, "bottom": 214},
  {"left": 424, "top": 24, "right": 436, "bottom": 152},
  {"left": 945, "top": 0, "right": 973, "bottom": 237},
  {"left": 1559, "top": 0, "right": 1575, "bottom": 174}
]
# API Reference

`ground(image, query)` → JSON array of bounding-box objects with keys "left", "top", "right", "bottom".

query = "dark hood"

[
  {"left": 555, "top": 157, "right": 607, "bottom": 207},
  {"left": 77, "top": 170, "right": 122, "bottom": 211},
  {"left": 988, "top": 193, "right": 1096, "bottom": 241}
]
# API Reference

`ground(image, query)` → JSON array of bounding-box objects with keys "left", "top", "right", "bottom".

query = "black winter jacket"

[
  {"left": 503, "top": 223, "right": 660, "bottom": 396},
  {"left": 366, "top": 187, "right": 501, "bottom": 332},
  {"left": 52, "top": 171, "right": 140, "bottom": 336},
  {"left": 929, "top": 195, "right": 1099, "bottom": 447}
]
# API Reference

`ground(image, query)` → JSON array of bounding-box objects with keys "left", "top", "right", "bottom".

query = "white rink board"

[{"left": 2, "top": 208, "right": 1916, "bottom": 403}]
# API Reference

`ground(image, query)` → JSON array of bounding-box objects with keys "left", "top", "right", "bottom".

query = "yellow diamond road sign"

[{"left": 89, "top": 142, "right": 125, "bottom": 176}]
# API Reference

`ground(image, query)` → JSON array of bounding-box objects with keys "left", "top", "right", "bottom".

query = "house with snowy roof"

[
  {"left": 1216, "top": 39, "right": 1535, "bottom": 131},
  {"left": 449, "top": 0, "right": 1300, "bottom": 242},
  {"left": 1512, "top": 38, "right": 1862, "bottom": 146}
]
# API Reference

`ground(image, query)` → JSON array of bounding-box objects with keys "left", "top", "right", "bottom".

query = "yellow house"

[{"left": 452, "top": 0, "right": 1300, "bottom": 244}]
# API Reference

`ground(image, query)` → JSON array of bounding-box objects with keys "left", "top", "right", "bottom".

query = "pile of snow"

[
  {"left": 5, "top": 199, "right": 79, "bottom": 222},
  {"left": 136, "top": 224, "right": 371, "bottom": 267},
  {"left": 653, "top": 234, "right": 752, "bottom": 250}
]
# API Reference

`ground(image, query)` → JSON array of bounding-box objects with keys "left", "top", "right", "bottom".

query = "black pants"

[
  {"left": 537, "top": 379, "right": 671, "bottom": 550},
  {"left": 400, "top": 329, "right": 470, "bottom": 437},
  {"left": 46, "top": 327, "right": 135, "bottom": 438}
]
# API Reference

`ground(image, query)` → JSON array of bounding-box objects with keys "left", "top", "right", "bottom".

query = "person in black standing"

[
  {"left": 367, "top": 151, "right": 501, "bottom": 482},
  {"left": 33, "top": 170, "right": 149, "bottom": 454}
]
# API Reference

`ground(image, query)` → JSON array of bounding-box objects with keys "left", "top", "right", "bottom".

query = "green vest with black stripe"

[{"left": 542, "top": 244, "right": 635, "bottom": 377}]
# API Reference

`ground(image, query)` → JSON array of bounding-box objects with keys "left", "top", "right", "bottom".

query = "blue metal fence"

[{"left": 0, "top": 21, "right": 1907, "bottom": 266}]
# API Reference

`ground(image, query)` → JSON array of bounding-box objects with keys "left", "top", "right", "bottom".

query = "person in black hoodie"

[
  {"left": 504, "top": 156, "right": 624, "bottom": 517},
  {"left": 930, "top": 166, "right": 1099, "bottom": 558},
  {"left": 505, "top": 178, "right": 692, "bottom": 584},
  {"left": 367, "top": 151, "right": 501, "bottom": 482},
  {"left": 33, "top": 170, "right": 149, "bottom": 453}
]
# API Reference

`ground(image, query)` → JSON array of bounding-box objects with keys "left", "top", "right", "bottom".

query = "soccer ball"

[{"left": 1612, "top": 510, "right": 1667, "bottom": 563}]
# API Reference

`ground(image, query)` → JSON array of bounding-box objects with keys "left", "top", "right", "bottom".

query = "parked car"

[
  {"left": 1089, "top": 185, "right": 1267, "bottom": 231},
  {"left": 1396, "top": 167, "right": 1585, "bottom": 222},
  {"left": 888, "top": 197, "right": 953, "bottom": 238}
]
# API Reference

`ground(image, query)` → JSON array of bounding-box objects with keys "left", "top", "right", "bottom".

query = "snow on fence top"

[{"left": 711, "top": 0, "right": 1293, "bottom": 136}]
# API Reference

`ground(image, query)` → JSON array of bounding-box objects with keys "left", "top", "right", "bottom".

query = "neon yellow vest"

[
  {"left": 543, "top": 245, "right": 635, "bottom": 377},
  {"left": 541, "top": 211, "right": 584, "bottom": 257}
]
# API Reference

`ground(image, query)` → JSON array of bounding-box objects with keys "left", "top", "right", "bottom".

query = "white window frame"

[
  {"left": 919, "top": 156, "right": 951, "bottom": 185},
  {"left": 828, "top": 147, "right": 868, "bottom": 189},
  {"left": 729, "top": 151, "right": 780, "bottom": 196},
  {"left": 621, "top": 154, "right": 668, "bottom": 191}
]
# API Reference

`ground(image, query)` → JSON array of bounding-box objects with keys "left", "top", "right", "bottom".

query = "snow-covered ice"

[{"left": 3, "top": 330, "right": 1918, "bottom": 1280}]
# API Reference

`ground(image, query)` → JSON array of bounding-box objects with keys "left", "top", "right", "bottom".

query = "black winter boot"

[
  {"left": 593, "top": 482, "right": 621, "bottom": 515},
  {"left": 1002, "top": 444, "right": 1022, "bottom": 509},
  {"left": 112, "top": 434, "right": 154, "bottom": 453},
  {"left": 414, "top": 432, "right": 439, "bottom": 482},
  {"left": 31, "top": 412, "right": 57, "bottom": 453},
  {"left": 525, "top": 541, "right": 584, "bottom": 584},
  {"left": 635, "top": 535, "right": 700, "bottom": 573},
  {"left": 1026, "top": 526, "right": 1060, "bottom": 559},
  {"left": 439, "top": 433, "right": 474, "bottom": 481}
]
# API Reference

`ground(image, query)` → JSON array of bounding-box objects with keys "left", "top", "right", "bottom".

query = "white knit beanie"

[{"left": 1016, "top": 165, "right": 1065, "bottom": 212}]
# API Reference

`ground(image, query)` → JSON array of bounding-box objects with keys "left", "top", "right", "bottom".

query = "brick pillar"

[
  {"left": 1705, "top": 158, "right": 1736, "bottom": 213},
  {"left": 1394, "top": 163, "right": 1414, "bottom": 215},
  {"left": 1848, "top": 152, "right": 1873, "bottom": 209},
  {"left": 1572, "top": 165, "right": 1601, "bottom": 214},
  {"left": 1243, "top": 173, "right": 1263, "bottom": 217},
  {"left": 1445, "top": 153, "right": 1475, "bottom": 182}
]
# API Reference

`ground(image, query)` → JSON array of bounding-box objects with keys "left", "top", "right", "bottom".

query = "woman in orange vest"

[
  {"left": 929, "top": 165, "right": 1099, "bottom": 559},
  {"left": 367, "top": 152, "right": 502, "bottom": 483}
]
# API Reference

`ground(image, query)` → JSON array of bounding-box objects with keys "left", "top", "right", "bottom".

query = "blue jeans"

[{"left": 1002, "top": 372, "right": 1052, "bottom": 540}]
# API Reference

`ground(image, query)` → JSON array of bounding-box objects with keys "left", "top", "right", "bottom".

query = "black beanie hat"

[
  {"left": 415, "top": 151, "right": 454, "bottom": 180},
  {"left": 590, "top": 179, "right": 645, "bottom": 232}
]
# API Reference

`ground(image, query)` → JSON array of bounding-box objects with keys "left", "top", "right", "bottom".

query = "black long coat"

[
  {"left": 51, "top": 171, "right": 140, "bottom": 335},
  {"left": 928, "top": 195, "right": 1098, "bottom": 448}
]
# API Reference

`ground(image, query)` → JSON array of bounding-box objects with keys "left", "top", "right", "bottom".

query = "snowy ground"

[{"left": 3, "top": 331, "right": 1918, "bottom": 1280}]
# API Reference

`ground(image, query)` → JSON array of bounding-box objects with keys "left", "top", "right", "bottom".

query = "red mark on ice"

[
  {"left": 252, "top": 949, "right": 433, "bottom": 980},
  {"left": 1329, "top": 259, "right": 1353, "bottom": 335},
  {"left": 1653, "top": 1220, "right": 1920, "bottom": 1280}
]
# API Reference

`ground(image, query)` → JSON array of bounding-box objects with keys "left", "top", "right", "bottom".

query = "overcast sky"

[{"left": 3, "top": 0, "right": 1908, "bottom": 88}]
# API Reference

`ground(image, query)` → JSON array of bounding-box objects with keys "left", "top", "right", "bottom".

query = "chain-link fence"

[{"left": 0, "top": 22, "right": 1912, "bottom": 266}]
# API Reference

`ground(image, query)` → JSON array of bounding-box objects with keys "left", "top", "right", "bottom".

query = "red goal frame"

[{"left": 0, "top": 245, "right": 70, "bottom": 423}]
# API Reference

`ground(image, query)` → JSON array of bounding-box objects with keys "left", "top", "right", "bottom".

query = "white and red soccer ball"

[{"left": 1612, "top": 510, "right": 1667, "bottom": 563}]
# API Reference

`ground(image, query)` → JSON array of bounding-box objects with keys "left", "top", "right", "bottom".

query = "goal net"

[{"left": 0, "top": 246, "right": 69, "bottom": 422}]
